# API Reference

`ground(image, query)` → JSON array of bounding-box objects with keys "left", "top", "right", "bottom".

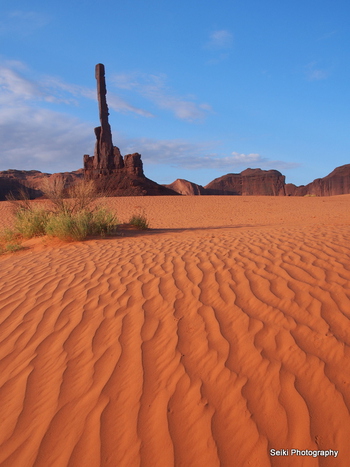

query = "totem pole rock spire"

[
  {"left": 84, "top": 63, "right": 148, "bottom": 183},
  {"left": 93, "top": 63, "right": 114, "bottom": 172}
]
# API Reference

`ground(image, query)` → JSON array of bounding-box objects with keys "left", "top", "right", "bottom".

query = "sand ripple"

[{"left": 0, "top": 223, "right": 350, "bottom": 466}]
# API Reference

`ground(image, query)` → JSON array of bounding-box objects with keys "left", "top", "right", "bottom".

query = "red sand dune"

[{"left": 0, "top": 195, "right": 350, "bottom": 466}]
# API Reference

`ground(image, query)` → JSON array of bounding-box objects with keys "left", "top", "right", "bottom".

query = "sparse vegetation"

[
  {"left": 13, "top": 205, "right": 50, "bottom": 238},
  {"left": 45, "top": 210, "right": 92, "bottom": 241},
  {"left": 1, "top": 179, "right": 118, "bottom": 252},
  {"left": 129, "top": 213, "right": 149, "bottom": 230},
  {"left": 41, "top": 177, "right": 98, "bottom": 215},
  {"left": 1, "top": 180, "right": 152, "bottom": 254}
]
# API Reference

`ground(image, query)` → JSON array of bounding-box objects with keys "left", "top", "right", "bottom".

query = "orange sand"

[{"left": 0, "top": 195, "right": 350, "bottom": 466}]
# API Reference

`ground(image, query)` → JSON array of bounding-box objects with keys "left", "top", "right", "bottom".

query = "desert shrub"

[
  {"left": 45, "top": 210, "right": 92, "bottom": 241},
  {"left": 42, "top": 178, "right": 97, "bottom": 215},
  {"left": 6, "top": 188, "right": 33, "bottom": 210},
  {"left": 129, "top": 213, "right": 149, "bottom": 230},
  {"left": 3, "top": 243, "right": 24, "bottom": 253},
  {"left": 4, "top": 180, "right": 118, "bottom": 245},
  {"left": 13, "top": 205, "right": 50, "bottom": 238},
  {"left": 0, "top": 229, "right": 23, "bottom": 255},
  {"left": 89, "top": 207, "right": 118, "bottom": 236},
  {"left": 0, "top": 227, "right": 19, "bottom": 243},
  {"left": 45, "top": 206, "right": 117, "bottom": 241}
]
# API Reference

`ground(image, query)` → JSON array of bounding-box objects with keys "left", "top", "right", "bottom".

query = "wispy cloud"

[
  {"left": 121, "top": 139, "right": 299, "bottom": 172},
  {"left": 204, "top": 29, "right": 233, "bottom": 64},
  {"left": 206, "top": 29, "right": 233, "bottom": 50},
  {"left": 0, "top": 10, "right": 50, "bottom": 36},
  {"left": 228, "top": 152, "right": 299, "bottom": 170},
  {"left": 0, "top": 105, "right": 93, "bottom": 172},
  {"left": 0, "top": 62, "right": 153, "bottom": 117},
  {"left": 44, "top": 75, "right": 153, "bottom": 116},
  {"left": 112, "top": 72, "right": 212, "bottom": 121},
  {"left": 0, "top": 64, "right": 43, "bottom": 104},
  {"left": 123, "top": 138, "right": 217, "bottom": 166},
  {"left": 304, "top": 61, "right": 329, "bottom": 81},
  {"left": 318, "top": 30, "right": 337, "bottom": 40}
]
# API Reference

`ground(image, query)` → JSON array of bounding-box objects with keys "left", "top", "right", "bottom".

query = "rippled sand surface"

[{"left": 0, "top": 195, "right": 350, "bottom": 466}]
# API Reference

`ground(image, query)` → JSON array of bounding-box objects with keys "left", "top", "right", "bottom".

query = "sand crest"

[{"left": 0, "top": 195, "right": 350, "bottom": 466}]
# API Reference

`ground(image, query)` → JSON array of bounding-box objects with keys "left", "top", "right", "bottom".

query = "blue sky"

[{"left": 1, "top": 0, "right": 349, "bottom": 186}]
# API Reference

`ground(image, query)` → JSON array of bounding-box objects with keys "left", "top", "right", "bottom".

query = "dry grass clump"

[
  {"left": 129, "top": 213, "right": 149, "bottom": 230},
  {"left": 0, "top": 180, "right": 118, "bottom": 250},
  {"left": 1, "top": 179, "right": 151, "bottom": 254}
]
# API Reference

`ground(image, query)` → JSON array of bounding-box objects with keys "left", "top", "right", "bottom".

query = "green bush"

[
  {"left": 45, "top": 210, "right": 92, "bottom": 241},
  {"left": 89, "top": 207, "right": 117, "bottom": 236},
  {"left": 0, "top": 229, "right": 23, "bottom": 255},
  {"left": 4, "top": 181, "right": 119, "bottom": 247},
  {"left": 3, "top": 243, "right": 24, "bottom": 253},
  {"left": 0, "top": 227, "right": 20, "bottom": 243},
  {"left": 129, "top": 213, "right": 149, "bottom": 230},
  {"left": 14, "top": 206, "right": 50, "bottom": 238},
  {"left": 45, "top": 207, "right": 117, "bottom": 241}
]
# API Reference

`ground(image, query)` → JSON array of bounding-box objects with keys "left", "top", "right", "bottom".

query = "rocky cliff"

[
  {"left": 204, "top": 168, "right": 286, "bottom": 196},
  {"left": 285, "top": 164, "right": 350, "bottom": 196},
  {"left": 0, "top": 169, "right": 83, "bottom": 201},
  {"left": 2, "top": 164, "right": 350, "bottom": 201}
]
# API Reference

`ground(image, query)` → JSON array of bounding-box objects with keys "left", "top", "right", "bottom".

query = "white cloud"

[
  {"left": 0, "top": 62, "right": 154, "bottom": 118},
  {"left": 305, "top": 61, "right": 329, "bottom": 81},
  {"left": 0, "top": 10, "right": 50, "bottom": 36},
  {"left": 228, "top": 152, "right": 299, "bottom": 170},
  {"left": 0, "top": 105, "right": 93, "bottom": 172},
  {"left": 44, "top": 75, "right": 153, "bottom": 116},
  {"left": 112, "top": 72, "right": 212, "bottom": 121},
  {"left": 121, "top": 139, "right": 299, "bottom": 172},
  {"left": 0, "top": 65, "right": 43, "bottom": 103},
  {"left": 107, "top": 94, "right": 154, "bottom": 118},
  {"left": 206, "top": 30, "right": 233, "bottom": 50}
]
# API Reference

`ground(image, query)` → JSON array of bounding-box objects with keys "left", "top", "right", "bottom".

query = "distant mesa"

[
  {"left": 1, "top": 63, "right": 350, "bottom": 200},
  {"left": 163, "top": 165, "right": 350, "bottom": 197},
  {"left": 203, "top": 168, "right": 286, "bottom": 196},
  {"left": 285, "top": 164, "right": 350, "bottom": 196}
]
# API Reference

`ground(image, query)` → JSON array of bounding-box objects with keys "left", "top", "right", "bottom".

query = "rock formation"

[
  {"left": 0, "top": 169, "right": 83, "bottom": 201},
  {"left": 83, "top": 64, "right": 178, "bottom": 196},
  {"left": 164, "top": 179, "right": 206, "bottom": 195},
  {"left": 285, "top": 164, "right": 350, "bottom": 196},
  {"left": 2, "top": 164, "right": 350, "bottom": 201},
  {"left": 204, "top": 168, "right": 286, "bottom": 196},
  {"left": 84, "top": 63, "right": 130, "bottom": 179}
]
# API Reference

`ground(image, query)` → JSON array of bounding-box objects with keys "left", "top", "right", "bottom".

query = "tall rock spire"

[
  {"left": 93, "top": 63, "right": 114, "bottom": 172},
  {"left": 84, "top": 63, "right": 146, "bottom": 182}
]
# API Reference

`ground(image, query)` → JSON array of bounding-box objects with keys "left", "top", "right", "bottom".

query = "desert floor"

[{"left": 0, "top": 195, "right": 350, "bottom": 466}]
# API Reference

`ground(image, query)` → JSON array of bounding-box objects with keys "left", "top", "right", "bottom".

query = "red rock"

[
  {"left": 204, "top": 168, "right": 286, "bottom": 196},
  {"left": 83, "top": 64, "right": 178, "bottom": 196},
  {"left": 123, "top": 153, "right": 143, "bottom": 177},
  {"left": 165, "top": 179, "right": 206, "bottom": 195},
  {"left": 0, "top": 170, "right": 83, "bottom": 201},
  {"left": 285, "top": 164, "right": 350, "bottom": 196}
]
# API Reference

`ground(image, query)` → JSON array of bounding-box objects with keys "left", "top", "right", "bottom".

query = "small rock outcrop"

[
  {"left": 164, "top": 179, "right": 206, "bottom": 195},
  {"left": 204, "top": 168, "right": 286, "bottom": 196}
]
